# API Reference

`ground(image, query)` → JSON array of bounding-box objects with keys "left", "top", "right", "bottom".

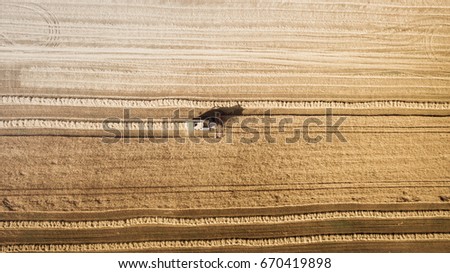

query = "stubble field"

[{"left": 0, "top": 0, "right": 449, "bottom": 252}]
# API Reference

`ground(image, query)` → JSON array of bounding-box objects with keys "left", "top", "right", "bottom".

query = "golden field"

[{"left": 0, "top": 0, "right": 449, "bottom": 252}]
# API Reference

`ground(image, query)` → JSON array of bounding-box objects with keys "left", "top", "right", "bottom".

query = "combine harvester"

[
  {"left": 184, "top": 116, "right": 224, "bottom": 138},
  {"left": 181, "top": 106, "right": 243, "bottom": 139}
]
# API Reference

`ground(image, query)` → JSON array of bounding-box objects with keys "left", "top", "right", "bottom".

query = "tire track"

[
  {"left": 1, "top": 181, "right": 449, "bottom": 196},
  {"left": 0, "top": 2, "right": 60, "bottom": 47}
]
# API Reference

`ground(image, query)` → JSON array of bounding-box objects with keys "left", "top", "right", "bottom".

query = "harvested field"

[{"left": 0, "top": 0, "right": 449, "bottom": 252}]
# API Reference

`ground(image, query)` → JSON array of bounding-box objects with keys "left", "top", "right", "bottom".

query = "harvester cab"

[{"left": 186, "top": 113, "right": 224, "bottom": 138}]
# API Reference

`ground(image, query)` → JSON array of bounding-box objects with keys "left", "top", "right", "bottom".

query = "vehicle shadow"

[{"left": 198, "top": 104, "right": 244, "bottom": 125}]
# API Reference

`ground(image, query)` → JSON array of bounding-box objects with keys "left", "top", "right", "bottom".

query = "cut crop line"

[
  {"left": 0, "top": 210, "right": 448, "bottom": 229},
  {"left": 0, "top": 119, "right": 184, "bottom": 130},
  {"left": 1, "top": 96, "right": 448, "bottom": 109},
  {"left": 2, "top": 233, "right": 450, "bottom": 252}
]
